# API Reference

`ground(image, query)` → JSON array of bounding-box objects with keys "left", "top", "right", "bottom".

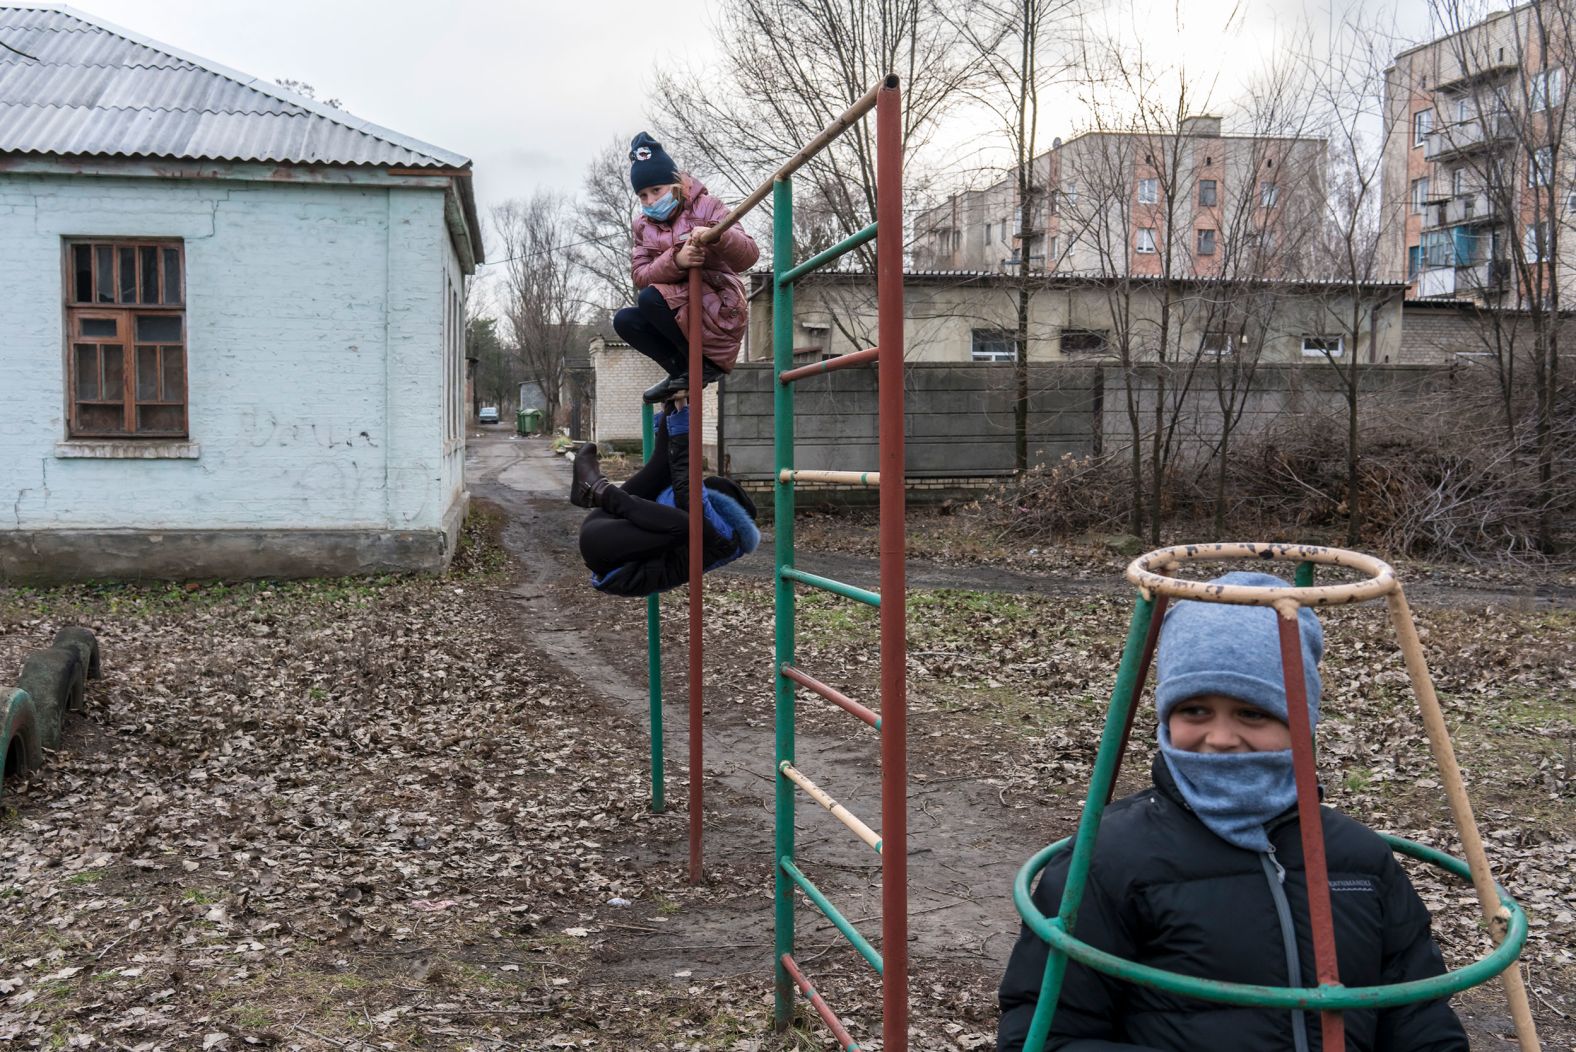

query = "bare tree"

[
  {"left": 1305, "top": 8, "right": 1405, "bottom": 546},
  {"left": 650, "top": 0, "right": 987, "bottom": 263},
  {"left": 575, "top": 138, "right": 639, "bottom": 315},
  {"left": 951, "top": 0, "right": 1087, "bottom": 472},
  {"left": 493, "top": 193, "right": 589, "bottom": 429}
]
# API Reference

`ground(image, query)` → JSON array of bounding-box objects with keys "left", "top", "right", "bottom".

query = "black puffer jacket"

[{"left": 998, "top": 757, "right": 1468, "bottom": 1052}]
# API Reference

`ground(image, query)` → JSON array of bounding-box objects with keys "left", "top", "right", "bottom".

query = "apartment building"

[
  {"left": 914, "top": 116, "right": 1327, "bottom": 279},
  {"left": 1381, "top": 3, "right": 1573, "bottom": 305}
]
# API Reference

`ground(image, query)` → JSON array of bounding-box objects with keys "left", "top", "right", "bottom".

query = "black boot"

[
  {"left": 642, "top": 378, "right": 676, "bottom": 404},
  {"left": 570, "top": 443, "right": 611, "bottom": 508},
  {"left": 666, "top": 361, "right": 728, "bottom": 397}
]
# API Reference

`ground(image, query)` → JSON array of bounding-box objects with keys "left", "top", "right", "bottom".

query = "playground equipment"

[
  {"left": 1012, "top": 543, "right": 1539, "bottom": 1052},
  {"left": 3, "top": 627, "right": 100, "bottom": 782},
  {"left": 638, "top": 75, "right": 907, "bottom": 1051}
]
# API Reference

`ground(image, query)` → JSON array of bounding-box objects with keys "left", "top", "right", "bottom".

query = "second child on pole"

[{"left": 616, "top": 132, "right": 760, "bottom": 404}]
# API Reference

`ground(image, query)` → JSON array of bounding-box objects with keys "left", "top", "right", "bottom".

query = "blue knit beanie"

[
  {"left": 629, "top": 132, "right": 679, "bottom": 192},
  {"left": 1155, "top": 572, "right": 1324, "bottom": 729}
]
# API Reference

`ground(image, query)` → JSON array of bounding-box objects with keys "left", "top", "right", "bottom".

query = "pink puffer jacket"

[{"left": 631, "top": 175, "right": 761, "bottom": 370}]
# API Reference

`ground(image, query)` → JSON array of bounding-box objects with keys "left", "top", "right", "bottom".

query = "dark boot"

[
  {"left": 666, "top": 361, "right": 728, "bottom": 397},
  {"left": 642, "top": 378, "right": 675, "bottom": 403},
  {"left": 570, "top": 443, "right": 611, "bottom": 508}
]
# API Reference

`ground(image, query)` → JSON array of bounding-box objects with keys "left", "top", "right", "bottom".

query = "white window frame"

[
  {"left": 1533, "top": 67, "right": 1564, "bottom": 112},
  {"left": 1196, "top": 228, "right": 1216, "bottom": 255},
  {"left": 971, "top": 328, "right": 1019, "bottom": 363},
  {"left": 1301, "top": 335, "right": 1345, "bottom": 359},
  {"left": 1201, "top": 332, "right": 1235, "bottom": 357},
  {"left": 1410, "top": 176, "right": 1430, "bottom": 213},
  {"left": 1138, "top": 177, "right": 1159, "bottom": 204},
  {"left": 1260, "top": 181, "right": 1279, "bottom": 208},
  {"left": 1529, "top": 145, "right": 1554, "bottom": 187},
  {"left": 1452, "top": 168, "right": 1467, "bottom": 195},
  {"left": 1136, "top": 227, "right": 1158, "bottom": 254},
  {"left": 1198, "top": 179, "right": 1217, "bottom": 207},
  {"left": 1414, "top": 109, "right": 1433, "bottom": 146},
  {"left": 1524, "top": 220, "right": 1550, "bottom": 262}
]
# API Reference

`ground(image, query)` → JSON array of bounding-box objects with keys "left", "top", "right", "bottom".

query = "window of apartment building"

[
  {"left": 985, "top": 221, "right": 993, "bottom": 243},
  {"left": 1059, "top": 329, "right": 1109, "bottom": 356},
  {"left": 1136, "top": 227, "right": 1158, "bottom": 253},
  {"left": 1198, "top": 179, "right": 1217, "bottom": 207},
  {"left": 1196, "top": 228, "right": 1217, "bottom": 255},
  {"left": 1201, "top": 332, "right": 1234, "bottom": 357},
  {"left": 1529, "top": 145, "right": 1554, "bottom": 186},
  {"left": 1138, "top": 177, "right": 1159, "bottom": 204},
  {"left": 1301, "top": 335, "right": 1344, "bottom": 359},
  {"left": 1455, "top": 95, "right": 1472, "bottom": 122},
  {"left": 1407, "top": 244, "right": 1422, "bottom": 277},
  {"left": 1421, "top": 229, "right": 1453, "bottom": 267},
  {"left": 1047, "top": 236, "right": 1058, "bottom": 261},
  {"left": 1532, "top": 67, "right": 1564, "bottom": 111},
  {"left": 1452, "top": 167, "right": 1468, "bottom": 195},
  {"left": 1410, "top": 176, "right": 1430, "bottom": 213},
  {"left": 1413, "top": 108, "right": 1433, "bottom": 146},
  {"left": 951, "top": 229, "right": 962, "bottom": 252},
  {"left": 1524, "top": 220, "right": 1550, "bottom": 262},
  {"left": 1566, "top": 190, "right": 1576, "bottom": 212},
  {"left": 971, "top": 328, "right": 1019, "bottom": 362},
  {"left": 65, "top": 239, "right": 187, "bottom": 438},
  {"left": 1259, "top": 181, "right": 1279, "bottom": 208},
  {"left": 1063, "top": 180, "right": 1078, "bottom": 207}
]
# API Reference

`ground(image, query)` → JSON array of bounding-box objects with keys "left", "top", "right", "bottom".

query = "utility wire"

[{"left": 0, "top": 35, "right": 39, "bottom": 60}]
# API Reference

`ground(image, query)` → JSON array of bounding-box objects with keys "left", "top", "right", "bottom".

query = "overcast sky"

[{"left": 68, "top": 0, "right": 1444, "bottom": 263}]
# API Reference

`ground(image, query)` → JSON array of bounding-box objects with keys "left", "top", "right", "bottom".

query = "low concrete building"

[
  {"left": 0, "top": 7, "right": 482, "bottom": 582},
  {"left": 747, "top": 270, "right": 1408, "bottom": 365}
]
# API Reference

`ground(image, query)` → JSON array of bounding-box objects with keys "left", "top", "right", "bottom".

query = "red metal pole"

[
  {"left": 1277, "top": 607, "right": 1344, "bottom": 1050},
  {"left": 875, "top": 74, "right": 907, "bottom": 1052},
  {"left": 687, "top": 265, "right": 704, "bottom": 885},
  {"left": 1105, "top": 594, "right": 1167, "bottom": 804}
]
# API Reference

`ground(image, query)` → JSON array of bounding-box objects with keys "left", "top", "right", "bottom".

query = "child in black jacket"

[{"left": 998, "top": 571, "right": 1468, "bottom": 1052}]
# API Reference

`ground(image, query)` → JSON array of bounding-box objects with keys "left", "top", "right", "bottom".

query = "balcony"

[
  {"left": 1425, "top": 114, "right": 1516, "bottom": 161},
  {"left": 1459, "top": 257, "right": 1512, "bottom": 292},
  {"left": 1431, "top": 58, "right": 1520, "bottom": 95},
  {"left": 1423, "top": 191, "right": 1503, "bottom": 227}
]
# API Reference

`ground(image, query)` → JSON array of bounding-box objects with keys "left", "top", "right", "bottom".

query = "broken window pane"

[
  {"left": 95, "top": 246, "right": 114, "bottom": 302},
  {"left": 118, "top": 247, "right": 137, "bottom": 302}
]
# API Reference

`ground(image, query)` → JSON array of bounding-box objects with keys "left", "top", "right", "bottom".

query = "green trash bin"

[{"left": 518, "top": 409, "right": 544, "bottom": 435}]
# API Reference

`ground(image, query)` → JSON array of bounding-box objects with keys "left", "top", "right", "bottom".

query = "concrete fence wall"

[{"left": 718, "top": 359, "right": 1465, "bottom": 502}]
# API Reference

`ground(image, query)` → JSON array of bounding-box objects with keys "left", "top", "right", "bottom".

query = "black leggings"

[
  {"left": 578, "top": 415, "right": 732, "bottom": 575},
  {"left": 612, "top": 286, "right": 688, "bottom": 377}
]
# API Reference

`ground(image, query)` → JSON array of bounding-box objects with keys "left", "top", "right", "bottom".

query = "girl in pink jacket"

[{"left": 615, "top": 132, "right": 761, "bottom": 404}]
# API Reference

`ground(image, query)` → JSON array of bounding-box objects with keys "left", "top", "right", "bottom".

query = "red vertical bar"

[
  {"left": 1277, "top": 609, "right": 1344, "bottom": 1050},
  {"left": 687, "top": 265, "right": 704, "bottom": 885},
  {"left": 1105, "top": 594, "right": 1168, "bottom": 804},
  {"left": 876, "top": 75, "right": 907, "bottom": 1052}
]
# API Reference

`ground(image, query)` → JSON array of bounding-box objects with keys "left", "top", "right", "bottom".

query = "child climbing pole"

[
  {"left": 615, "top": 132, "right": 760, "bottom": 404},
  {"left": 570, "top": 395, "right": 761, "bottom": 598}
]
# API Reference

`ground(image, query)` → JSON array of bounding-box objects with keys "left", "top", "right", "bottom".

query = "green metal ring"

[{"left": 1014, "top": 833, "right": 1527, "bottom": 1011}]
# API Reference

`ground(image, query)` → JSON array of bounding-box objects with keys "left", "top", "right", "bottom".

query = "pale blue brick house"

[{"left": 0, "top": 6, "right": 483, "bottom": 582}]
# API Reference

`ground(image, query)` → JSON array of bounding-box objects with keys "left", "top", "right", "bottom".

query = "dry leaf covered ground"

[{"left": 2, "top": 433, "right": 1573, "bottom": 1050}]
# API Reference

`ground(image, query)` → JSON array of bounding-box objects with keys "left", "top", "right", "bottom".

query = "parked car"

[{"left": 478, "top": 406, "right": 500, "bottom": 425}]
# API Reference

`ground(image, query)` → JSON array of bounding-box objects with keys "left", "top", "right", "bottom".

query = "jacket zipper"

[{"left": 1262, "top": 846, "right": 1312, "bottom": 1052}]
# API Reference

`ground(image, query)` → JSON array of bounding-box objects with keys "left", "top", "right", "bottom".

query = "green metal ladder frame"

[{"left": 1013, "top": 547, "right": 1538, "bottom": 1050}]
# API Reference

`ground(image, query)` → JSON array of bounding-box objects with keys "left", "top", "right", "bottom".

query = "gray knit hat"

[{"left": 1154, "top": 572, "right": 1325, "bottom": 728}]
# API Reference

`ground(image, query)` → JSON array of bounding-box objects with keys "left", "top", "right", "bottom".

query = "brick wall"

[{"left": 591, "top": 336, "right": 719, "bottom": 458}]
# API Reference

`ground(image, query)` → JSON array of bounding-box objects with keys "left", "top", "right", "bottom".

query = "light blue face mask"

[{"left": 641, "top": 190, "right": 679, "bottom": 222}]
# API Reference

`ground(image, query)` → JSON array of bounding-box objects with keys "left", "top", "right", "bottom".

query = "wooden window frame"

[{"left": 63, "top": 239, "right": 187, "bottom": 439}]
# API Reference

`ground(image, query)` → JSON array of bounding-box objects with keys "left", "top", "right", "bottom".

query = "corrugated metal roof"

[{"left": 0, "top": 5, "right": 470, "bottom": 169}]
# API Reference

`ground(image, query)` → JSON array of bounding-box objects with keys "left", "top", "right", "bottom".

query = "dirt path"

[{"left": 468, "top": 433, "right": 1033, "bottom": 1014}]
